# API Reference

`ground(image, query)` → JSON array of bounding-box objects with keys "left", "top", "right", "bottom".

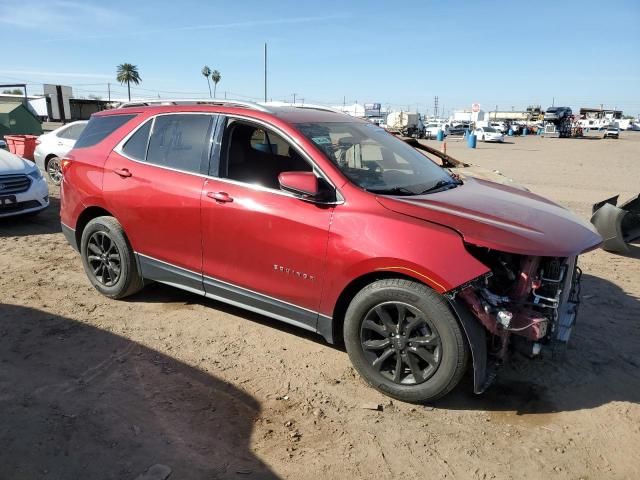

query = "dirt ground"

[{"left": 1, "top": 131, "right": 639, "bottom": 480}]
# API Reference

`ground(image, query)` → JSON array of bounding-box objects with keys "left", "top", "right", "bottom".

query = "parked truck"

[{"left": 385, "top": 111, "right": 424, "bottom": 138}]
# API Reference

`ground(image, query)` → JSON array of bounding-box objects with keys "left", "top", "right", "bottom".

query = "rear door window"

[
  {"left": 121, "top": 120, "right": 152, "bottom": 161},
  {"left": 145, "top": 114, "right": 214, "bottom": 174},
  {"left": 74, "top": 114, "right": 135, "bottom": 148}
]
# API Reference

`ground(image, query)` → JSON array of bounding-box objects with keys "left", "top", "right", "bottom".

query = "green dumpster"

[{"left": 0, "top": 102, "right": 43, "bottom": 137}]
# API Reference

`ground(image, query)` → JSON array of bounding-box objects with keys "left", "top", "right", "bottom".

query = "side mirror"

[{"left": 278, "top": 171, "right": 320, "bottom": 198}]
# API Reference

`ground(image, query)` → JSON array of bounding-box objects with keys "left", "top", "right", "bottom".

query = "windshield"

[
  {"left": 296, "top": 121, "right": 455, "bottom": 195},
  {"left": 483, "top": 127, "right": 497, "bottom": 133}
]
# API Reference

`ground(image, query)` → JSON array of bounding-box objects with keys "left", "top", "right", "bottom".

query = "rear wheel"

[
  {"left": 46, "top": 156, "right": 62, "bottom": 185},
  {"left": 80, "top": 216, "right": 143, "bottom": 299},
  {"left": 344, "top": 279, "right": 468, "bottom": 403}
]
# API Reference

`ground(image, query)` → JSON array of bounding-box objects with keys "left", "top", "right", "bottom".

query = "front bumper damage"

[{"left": 447, "top": 253, "right": 582, "bottom": 394}]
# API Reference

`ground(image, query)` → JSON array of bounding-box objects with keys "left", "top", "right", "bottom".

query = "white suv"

[{"left": 0, "top": 148, "right": 49, "bottom": 217}]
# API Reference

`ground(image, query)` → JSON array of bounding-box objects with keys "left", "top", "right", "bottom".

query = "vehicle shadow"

[
  {"left": 565, "top": 136, "right": 603, "bottom": 141},
  {"left": 0, "top": 195, "right": 61, "bottom": 238},
  {"left": 438, "top": 273, "right": 640, "bottom": 414},
  {"left": 127, "top": 282, "right": 344, "bottom": 351},
  {"left": 131, "top": 273, "right": 639, "bottom": 416},
  {"left": 0, "top": 304, "right": 279, "bottom": 479}
]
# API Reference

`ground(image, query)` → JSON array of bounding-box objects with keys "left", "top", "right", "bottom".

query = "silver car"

[{"left": 34, "top": 121, "right": 87, "bottom": 185}]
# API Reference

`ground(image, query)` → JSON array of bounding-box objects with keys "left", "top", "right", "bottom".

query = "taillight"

[
  {"left": 35, "top": 139, "right": 41, "bottom": 145},
  {"left": 61, "top": 155, "right": 73, "bottom": 174}
]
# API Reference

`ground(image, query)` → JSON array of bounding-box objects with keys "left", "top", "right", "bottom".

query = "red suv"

[{"left": 60, "top": 101, "right": 601, "bottom": 402}]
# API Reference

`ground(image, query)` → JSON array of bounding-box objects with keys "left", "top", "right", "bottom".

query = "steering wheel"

[{"left": 364, "top": 160, "right": 384, "bottom": 173}]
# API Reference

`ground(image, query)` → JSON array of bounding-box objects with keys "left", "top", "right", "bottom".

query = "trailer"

[{"left": 385, "top": 111, "right": 423, "bottom": 138}]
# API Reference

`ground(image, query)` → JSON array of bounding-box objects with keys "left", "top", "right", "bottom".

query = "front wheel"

[
  {"left": 344, "top": 279, "right": 468, "bottom": 403},
  {"left": 80, "top": 216, "right": 143, "bottom": 299}
]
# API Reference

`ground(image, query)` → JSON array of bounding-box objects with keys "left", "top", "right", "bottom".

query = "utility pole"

[
  {"left": 264, "top": 42, "right": 268, "bottom": 102},
  {"left": 434, "top": 96, "right": 439, "bottom": 119},
  {"left": 343, "top": 95, "right": 346, "bottom": 108},
  {"left": 108, "top": 83, "right": 111, "bottom": 102},
  {"left": 292, "top": 93, "right": 296, "bottom": 104}
]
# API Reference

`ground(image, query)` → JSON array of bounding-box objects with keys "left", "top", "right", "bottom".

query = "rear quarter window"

[{"left": 74, "top": 114, "right": 135, "bottom": 149}]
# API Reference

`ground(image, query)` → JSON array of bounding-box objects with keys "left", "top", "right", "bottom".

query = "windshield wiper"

[
  {"left": 419, "top": 179, "right": 461, "bottom": 195},
  {"left": 367, "top": 186, "right": 417, "bottom": 196}
]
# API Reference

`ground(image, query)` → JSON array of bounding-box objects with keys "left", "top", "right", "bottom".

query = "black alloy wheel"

[
  {"left": 360, "top": 301, "right": 442, "bottom": 385},
  {"left": 86, "top": 231, "right": 122, "bottom": 287},
  {"left": 80, "top": 216, "right": 143, "bottom": 299},
  {"left": 344, "top": 279, "right": 469, "bottom": 403}
]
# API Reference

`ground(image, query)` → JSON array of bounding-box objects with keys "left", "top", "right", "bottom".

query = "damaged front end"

[{"left": 448, "top": 247, "right": 582, "bottom": 394}]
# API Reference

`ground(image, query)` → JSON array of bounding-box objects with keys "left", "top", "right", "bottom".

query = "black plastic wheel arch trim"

[
  {"left": 61, "top": 222, "right": 78, "bottom": 251},
  {"left": 447, "top": 297, "right": 494, "bottom": 394}
]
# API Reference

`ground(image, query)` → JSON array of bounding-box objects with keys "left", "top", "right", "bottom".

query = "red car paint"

[
  {"left": 60, "top": 104, "right": 601, "bottom": 339},
  {"left": 376, "top": 177, "right": 601, "bottom": 257}
]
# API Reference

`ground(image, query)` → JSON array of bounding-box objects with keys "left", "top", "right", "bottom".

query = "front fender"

[{"left": 319, "top": 208, "right": 490, "bottom": 317}]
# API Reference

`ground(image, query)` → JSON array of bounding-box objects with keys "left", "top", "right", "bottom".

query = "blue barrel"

[
  {"left": 522, "top": 127, "right": 528, "bottom": 136},
  {"left": 508, "top": 128, "right": 514, "bottom": 136},
  {"left": 467, "top": 134, "right": 477, "bottom": 148},
  {"left": 436, "top": 130, "right": 444, "bottom": 141}
]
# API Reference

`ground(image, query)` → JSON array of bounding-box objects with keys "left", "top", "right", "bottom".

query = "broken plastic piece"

[{"left": 590, "top": 194, "right": 640, "bottom": 253}]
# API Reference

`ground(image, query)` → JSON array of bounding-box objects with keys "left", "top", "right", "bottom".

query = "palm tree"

[
  {"left": 211, "top": 70, "right": 221, "bottom": 98},
  {"left": 116, "top": 63, "right": 141, "bottom": 101},
  {"left": 201, "top": 65, "right": 212, "bottom": 98}
]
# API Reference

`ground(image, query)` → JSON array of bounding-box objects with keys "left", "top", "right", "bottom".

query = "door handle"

[
  {"left": 207, "top": 191, "right": 233, "bottom": 203},
  {"left": 113, "top": 168, "right": 132, "bottom": 178}
]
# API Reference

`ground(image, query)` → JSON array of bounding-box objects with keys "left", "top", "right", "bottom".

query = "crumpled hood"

[
  {"left": 0, "top": 149, "right": 33, "bottom": 174},
  {"left": 377, "top": 177, "right": 602, "bottom": 257}
]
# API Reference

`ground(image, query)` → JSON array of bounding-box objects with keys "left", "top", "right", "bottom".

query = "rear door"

[{"left": 103, "top": 113, "right": 216, "bottom": 290}]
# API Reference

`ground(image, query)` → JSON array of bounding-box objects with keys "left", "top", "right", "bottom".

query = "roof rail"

[
  {"left": 261, "top": 101, "right": 345, "bottom": 115},
  {"left": 116, "top": 98, "right": 271, "bottom": 112}
]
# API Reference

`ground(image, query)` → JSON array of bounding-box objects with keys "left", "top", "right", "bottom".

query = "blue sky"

[{"left": 0, "top": 0, "right": 638, "bottom": 115}]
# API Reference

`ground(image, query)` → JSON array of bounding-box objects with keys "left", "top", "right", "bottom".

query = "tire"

[
  {"left": 80, "top": 216, "right": 143, "bottom": 299},
  {"left": 46, "top": 156, "right": 63, "bottom": 185},
  {"left": 344, "top": 279, "right": 468, "bottom": 403}
]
